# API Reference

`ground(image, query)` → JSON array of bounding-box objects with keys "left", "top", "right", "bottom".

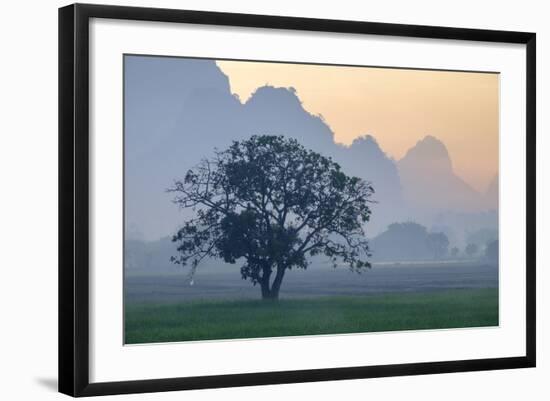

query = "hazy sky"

[{"left": 217, "top": 60, "right": 499, "bottom": 192}]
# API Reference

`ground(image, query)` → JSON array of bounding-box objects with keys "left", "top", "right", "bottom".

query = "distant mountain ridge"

[
  {"left": 124, "top": 55, "right": 496, "bottom": 242},
  {"left": 397, "top": 135, "right": 486, "bottom": 212}
]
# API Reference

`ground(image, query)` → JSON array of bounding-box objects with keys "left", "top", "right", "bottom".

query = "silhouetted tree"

[
  {"left": 450, "top": 246, "right": 459, "bottom": 258},
  {"left": 431, "top": 225, "right": 456, "bottom": 247},
  {"left": 465, "top": 243, "right": 478, "bottom": 258},
  {"left": 371, "top": 222, "right": 432, "bottom": 261},
  {"left": 485, "top": 240, "right": 498, "bottom": 265},
  {"left": 371, "top": 222, "right": 453, "bottom": 261},
  {"left": 168, "top": 135, "right": 375, "bottom": 300},
  {"left": 426, "top": 232, "right": 449, "bottom": 259}
]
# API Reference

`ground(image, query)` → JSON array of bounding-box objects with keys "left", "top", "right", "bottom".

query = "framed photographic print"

[{"left": 58, "top": 3, "right": 536, "bottom": 397}]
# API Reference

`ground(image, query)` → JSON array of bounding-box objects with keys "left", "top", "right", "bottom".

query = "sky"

[{"left": 217, "top": 60, "right": 499, "bottom": 192}]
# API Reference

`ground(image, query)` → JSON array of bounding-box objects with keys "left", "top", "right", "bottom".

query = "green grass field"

[{"left": 124, "top": 288, "right": 498, "bottom": 344}]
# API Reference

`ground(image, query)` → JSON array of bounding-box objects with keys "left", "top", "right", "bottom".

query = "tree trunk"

[
  {"left": 260, "top": 268, "right": 272, "bottom": 299},
  {"left": 270, "top": 266, "right": 285, "bottom": 299},
  {"left": 262, "top": 289, "right": 279, "bottom": 300},
  {"left": 260, "top": 279, "right": 273, "bottom": 299},
  {"left": 259, "top": 265, "right": 286, "bottom": 301}
]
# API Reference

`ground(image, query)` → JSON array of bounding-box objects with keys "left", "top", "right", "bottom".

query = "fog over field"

[{"left": 125, "top": 262, "right": 498, "bottom": 305}]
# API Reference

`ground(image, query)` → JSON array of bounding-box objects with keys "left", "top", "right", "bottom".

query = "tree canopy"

[
  {"left": 168, "top": 135, "right": 375, "bottom": 299},
  {"left": 370, "top": 222, "right": 450, "bottom": 261},
  {"left": 426, "top": 232, "right": 450, "bottom": 259}
]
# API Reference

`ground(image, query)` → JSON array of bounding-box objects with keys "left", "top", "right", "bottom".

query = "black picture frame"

[{"left": 59, "top": 3, "right": 536, "bottom": 397}]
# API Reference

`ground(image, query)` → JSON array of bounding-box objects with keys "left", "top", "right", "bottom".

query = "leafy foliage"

[
  {"left": 370, "top": 222, "right": 450, "bottom": 261},
  {"left": 168, "top": 135, "right": 374, "bottom": 299}
]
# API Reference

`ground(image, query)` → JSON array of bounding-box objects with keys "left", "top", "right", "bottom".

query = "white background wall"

[{"left": 0, "top": 0, "right": 547, "bottom": 399}]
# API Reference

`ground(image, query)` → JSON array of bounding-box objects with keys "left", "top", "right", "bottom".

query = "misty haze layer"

[{"left": 124, "top": 55, "right": 498, "bottom": 253}]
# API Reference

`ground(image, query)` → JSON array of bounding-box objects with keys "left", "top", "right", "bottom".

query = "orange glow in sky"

[{"left": 217, "top": 60, "right": 499, "bottom": 192}]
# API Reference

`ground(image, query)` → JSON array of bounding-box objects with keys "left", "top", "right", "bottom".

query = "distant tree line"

[
  {"left": 370, "top": 222, "right": 449, "bottom": 261},
  {"left": 370, "top": 221, "right": 498, "bottom": 264}
]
